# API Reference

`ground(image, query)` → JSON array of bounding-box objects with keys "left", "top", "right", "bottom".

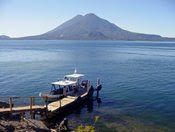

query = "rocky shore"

[{"left": 0, "top": 115, "right": 50, "bottom": 132}]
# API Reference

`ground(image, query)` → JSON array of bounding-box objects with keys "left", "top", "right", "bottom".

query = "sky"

[{"left": 0, "top": 0, "right": 175, "bottom": 38}]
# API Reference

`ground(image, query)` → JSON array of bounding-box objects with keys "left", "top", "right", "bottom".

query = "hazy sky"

[{"left": 0, "top": 0, "right": 175, "bottom": 37}]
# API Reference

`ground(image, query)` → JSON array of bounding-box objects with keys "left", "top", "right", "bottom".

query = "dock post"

[
  {"left": 97, "top": 90, "right": 100, "bottom": 99},
  {"left": 45, "top": 96, "right": 48, "bottom": 110},
  {"left": 45, "top": 96, "right": 48, "bottom": 117},
  {"left": 30, "top": 97, "right": 33, "bottom": 109},
  {"left": 9, "top": 97, "right": 12, "bottom": 112},
  {"left": 96, "top": 78, "right": 100, "bottom": 99},
  {"left": 31, "top": 97, "right": 36, "bottom": 119},
  {"left": 32, "top": 97, "right": 35, "bottom": 106},
  {"left": 30, "top": 97, "right": 33, "bottom": 118},
  {"left": 87, "top": 80, "right": 90, "bottom": 91},
  {"left": 97, "top": 78, "right": 100, "bottom": 86},
  {"left": 59, "top": 99, "right": 61, "bottom": 108}
]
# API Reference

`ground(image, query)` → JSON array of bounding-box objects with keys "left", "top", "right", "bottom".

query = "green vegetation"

[
  {"left": 73, "top": 113, "right": 174, "bottom": 132},
  {"left": 75, "top": 125, "right": 95, "bottom": 132},
  {"left": 75, "top": 116, "right": 99, "bottom": 132}
]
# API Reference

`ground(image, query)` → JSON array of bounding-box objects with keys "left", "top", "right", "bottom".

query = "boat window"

[
  {"left": 50, "top": 88, "right": 63, "bottom": 95},
  {"left": 51, "top": 84, "right": 56, "bottom": 91},
  {"left": 69, "top": 86, "right": 73, "bottom": 91}
]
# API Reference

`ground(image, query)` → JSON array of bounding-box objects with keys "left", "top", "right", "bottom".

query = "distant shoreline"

[{"left": 0, "top": 39, "right": 175, "bottom": 43}]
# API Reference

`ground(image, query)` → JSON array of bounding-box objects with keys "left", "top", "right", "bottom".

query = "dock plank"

[
  {"left": 0, "top": 105, "right": 44, "bottom": 113},
  {"left": 48, "top": 96, "right": 77, "bottom": 112}
]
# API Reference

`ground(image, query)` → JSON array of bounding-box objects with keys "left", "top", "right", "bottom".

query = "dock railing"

[
  {"left": 0, "top": 96, "right": 46, "bottom": 111},
  {"left": 0, "top": 95, "right": 62, "bottom": 118}
]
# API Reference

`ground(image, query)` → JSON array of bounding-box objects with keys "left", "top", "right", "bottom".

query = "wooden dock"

[
  {"left": 47, "top": 96, "right": 77, "bottom": 112},
  {"left": 0, "top": 96, "right": 47, "bottom": 118},
  {"left": 0, "top": 79, "right": 99, "bottom": 119},
  {"left": 0, "top": 92, "right": 89, "bottom": 118},
  {"left": 47, "top": 92, "right": 88, "bottom": 112}
]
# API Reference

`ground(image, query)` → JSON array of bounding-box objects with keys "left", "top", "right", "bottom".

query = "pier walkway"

[
  {"left": 0, "top": 93, "right": 87, "bottom": 118},
  {"left": 0, "top": 96, "right": 46, "bottom": 118},
  {"left": 47, "top": 96, "right": 77, "bottom": 112},
  {"left": 0, "top": 105, "right": 44, "bottom": 113}
]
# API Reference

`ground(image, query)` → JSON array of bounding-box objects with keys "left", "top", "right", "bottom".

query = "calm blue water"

[{"left": 0, "top": 40, "right": 175, "bottom": 130}]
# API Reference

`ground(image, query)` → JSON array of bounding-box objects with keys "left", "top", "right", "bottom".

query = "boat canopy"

[
  {"left": 51, "top": 80, "right": 76, "bottom": 86},
  {"left": 65, "top": 73, "right": 84, "bottom": 78}
]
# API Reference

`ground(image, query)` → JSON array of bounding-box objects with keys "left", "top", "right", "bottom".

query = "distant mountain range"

[
  {"left": 0, "top": 13, "right": 175, "bottom": 41},
  {"left": 0, "top": 35, "right": 11, "bottom": 40}
]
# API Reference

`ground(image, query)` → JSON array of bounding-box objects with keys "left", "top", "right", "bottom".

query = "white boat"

[{"left": 40, "top": 70, "right": 93, "bottom": 102}]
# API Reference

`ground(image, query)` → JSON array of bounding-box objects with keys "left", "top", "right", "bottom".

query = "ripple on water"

[{"left": 0, "top": 40, "right": 175, "bottom": 130}]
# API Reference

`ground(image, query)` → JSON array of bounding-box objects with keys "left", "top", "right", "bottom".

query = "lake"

[{"left": 0, "top": 40, "right": 175, "bottom": 131}]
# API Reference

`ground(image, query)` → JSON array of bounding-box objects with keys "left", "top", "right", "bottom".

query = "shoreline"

[{"left": 0, "top": 114, "right": 50, "bottom": 131}]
